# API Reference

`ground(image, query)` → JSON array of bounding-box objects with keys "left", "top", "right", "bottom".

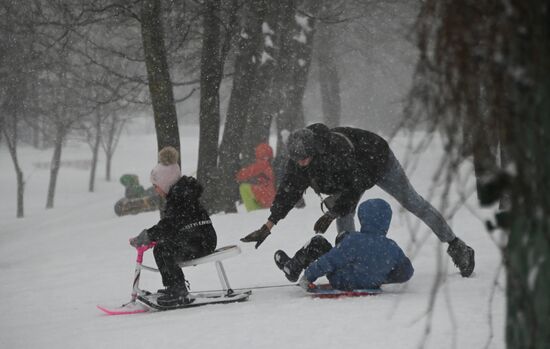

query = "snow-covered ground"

[{"left": 0, "top": 127, "right": 505, "bottom": 349}]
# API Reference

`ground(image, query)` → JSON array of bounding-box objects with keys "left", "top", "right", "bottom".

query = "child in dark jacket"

[
  {"left": 275, "top": 198, "right": 413, "bottom": 290},
  {"left": 235, "top": 143, "right": 276, "bottom": 211},
  {"left": 130, "top": 147, "right": 217, "bottom": 306}
]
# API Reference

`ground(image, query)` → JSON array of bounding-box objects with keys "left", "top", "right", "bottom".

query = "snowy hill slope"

[{"left": 0, "top": 129, "right": 504, "bottom": 349}]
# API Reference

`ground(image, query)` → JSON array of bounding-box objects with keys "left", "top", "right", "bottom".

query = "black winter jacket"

[
  {"left": 147, "top": 176, "right": 217, "bottom": 251},
  {"left": 268, "top": 124, "right": 390, "bottom": 223}
]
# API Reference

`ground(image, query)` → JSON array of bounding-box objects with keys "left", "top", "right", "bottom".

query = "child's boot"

[{"left": 157, "top": 282, "right": 191, "bottom": 306}]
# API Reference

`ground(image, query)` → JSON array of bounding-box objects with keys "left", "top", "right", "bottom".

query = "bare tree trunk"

[
  {"left": 215, "top": 2, "right": 263, "bottom": 213},
  {"left": 409, "top": 1, "right": 550, "bottom": 346},
  {"left": 3, "top": 113, "right": 25, "bottom": 218},
  {"left": 46, "top": 126, "right": 65, "bottom": 209},
  {"left": 1, "top": 14, "right": 27, "bottom": 218},
  {"left": 317, "top": 21, "right": 341, "bottom": 128},
  {"left": 502, "top": 3, "right": 550, "bottom": 347},
  {"left": 89, "top": 111, "right": 101, "bottom": 192},
  {"left": 197, "top": 0, "right": 223, "bottom": 206},
  {"left": 105, "top": 151, "right": 113, "bottom": 181},
  {"left": 267, "top": 1, "right": 317, "bottom": 157},
  {"left": 102, "top": 114, "right": 125, "bottom": 182},
  {"left": 141, "top": 0, "right": 180, "bottom": 155},
  {"left": 0, "top": 115, "right": 3, "bottom": 146},
  {"left": 272, "top": 0, "right": 296, "bottom": 143},
  {"left": 241, "top": 0, "right": 274, "bottom": 163}
]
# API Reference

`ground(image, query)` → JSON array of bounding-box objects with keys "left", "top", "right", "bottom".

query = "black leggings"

[
  {"left": 292, "top": 235, "right": 333, "bottom": 270},
  {"left": 154, "top": 231, "right": 216, "bottom": 287}
]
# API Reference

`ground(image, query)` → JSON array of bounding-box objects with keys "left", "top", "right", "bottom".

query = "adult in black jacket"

[
  {"left": 130, "top": 147, "right": 217, "bottom": 306},
  {"left": 241, "top": 123, "right": 475, "bottom": 277}
]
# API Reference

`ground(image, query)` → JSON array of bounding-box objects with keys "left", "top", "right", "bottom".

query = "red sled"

[{"left": 305, "top": 283, "right": 382, "bottom": 299}]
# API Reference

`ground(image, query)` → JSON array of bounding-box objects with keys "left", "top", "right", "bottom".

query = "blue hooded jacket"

[{"left": 304, "top": 199, "right": 414, "bottom": 290}]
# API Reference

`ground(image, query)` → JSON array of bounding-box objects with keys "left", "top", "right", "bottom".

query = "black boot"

[
  {"left": 447, "top": 238, "right": 475, "bottom": 277},
  {"left": 274, "top": 250, "right": 290, "bottom": 270},
  {"left": 157, "top": 283, "right": 191, "bottom": 306},
  {"left": 157, "top": 280, "right": 190, "bottom": 294},
  {"left": 274, "top": 250, "right": 302, "bottom": 283},
  {"left": 157, "top": 287, "right": 169, "bottom": 294}
]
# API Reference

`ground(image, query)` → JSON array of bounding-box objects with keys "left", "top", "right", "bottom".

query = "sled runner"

[
  {"left": 97, "top": 244, "right": 251, "bottom": 315},
  {"left": 305, "top": 283, "right": 382, "bottom": 299}
]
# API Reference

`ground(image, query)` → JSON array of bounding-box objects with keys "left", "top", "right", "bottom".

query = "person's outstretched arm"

[{"left": 241, "top": 161, "right": 309, "bottom": 248}]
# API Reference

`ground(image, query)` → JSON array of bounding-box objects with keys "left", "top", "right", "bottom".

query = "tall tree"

[
  {"left": 141, "top": 0, "right": 180, "bottom": 154},
  {"left": 240, "top": 0, "right": 275, "bottom": 163},
  {"left": 197, "top": 0, "right": 223, "bottom": 195},
  {"left": 2, "top": 93, "right": 26, "bottom": 218},
  {"left": 408, "top": 1, "right": 550, "bottom": 347},
  {"left": 273, "top": 0, "right": 318, "bottom": 147},
  {"left": 0, "top": 1, "right": 36, "bottom": 217},
  {"left": 43, "top": 69, "right": 82, "bottom": 209},
  {"left": 317, "top": 20, "right": 341, "bottom": 128},
  {"left": 214, "top": 0, "right": 265, "bottom": 213}
]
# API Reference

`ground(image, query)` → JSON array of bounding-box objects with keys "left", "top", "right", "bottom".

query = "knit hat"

[
  {"left": 150, "top": 146, "right": 181, "bottom": 194},
  {"left": 287, "top": 128, "right": 315, "bottom": 161}
]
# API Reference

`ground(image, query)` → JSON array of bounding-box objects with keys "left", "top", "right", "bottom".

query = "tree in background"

[
  {"left": 214, "top": 0, "right": 265, "bottom": 213},
  {"left": 101, "top": 111, "right": 127, "bottom": 182},
  {"left": 272, "top": 0, "right": 317, "bottom": 155},
  {"left": 0, "top": 1, "right": 41, "bottom": 217},
  {"left": 197, "top": 0, "right": 222, "bottom": 196},
  {"left": 42, "top": 68, "right": 89, "bottom": 209},
  {"left": 141, "top": 0, "right": 180, "bottom": 155},
  {"left": 239, "top": 0, "right": 272, "bottom": 163},
  {"left": 316, "top": 3, "right": 341, "bottom": 129},
  {"left": 408, "top": 1, "right": 550, "bottom": 347},
  {"left": 196, "top": 0, "right": 240, "bottom": 209},
  {"left": 210, "top": 0, "right": 319, "bottom": 213}
]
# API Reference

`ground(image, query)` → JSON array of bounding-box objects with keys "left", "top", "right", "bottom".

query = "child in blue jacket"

[{"left": 275, "top": 198, "right": 413, "bottom": 290}]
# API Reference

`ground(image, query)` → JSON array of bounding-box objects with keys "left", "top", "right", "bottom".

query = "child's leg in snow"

[
  {"left": 239, "top": 183, "right": 262, "bottom": 211},
  {"left": 153, "top": 241, "right": 201, "bottom": 288},
  {"left": 376, "top": 151, "right": 456, "bottom": 243}
]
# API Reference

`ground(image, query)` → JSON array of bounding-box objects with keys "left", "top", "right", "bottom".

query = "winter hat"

[
  {"left": 150, "top": 146, "right": 181, "bottom": 194},
  {"left": 358, "top": 198, "right": 392, "bottom": 235},
  {"left": 287, "top": 128, "right": 315, "bottom": 161}
]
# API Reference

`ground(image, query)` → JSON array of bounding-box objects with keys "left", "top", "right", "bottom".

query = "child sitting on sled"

[
  {"left": 275, "top": 198, "right": 414, "bottom": 291},
  {"left": 130, "top": 146, "right": 217, "bottom": 306},
  {"left": 235, "top": 143, "right": 276, "bottom": 212}
]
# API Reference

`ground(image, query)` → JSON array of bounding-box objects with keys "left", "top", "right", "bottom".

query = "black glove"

[
  {"left": 130, "top": 229, "right": 151, "bottom": 247},
  {"left": 313, "top": 212, "right": 337, "bottom": 234},
  {"left": 241, "top": 224, "right": 271, "bottom": 249}
]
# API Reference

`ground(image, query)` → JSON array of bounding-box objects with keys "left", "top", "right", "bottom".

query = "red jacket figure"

[{"left": 235, "top": 143, "right": 276, "bottom": 209}]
